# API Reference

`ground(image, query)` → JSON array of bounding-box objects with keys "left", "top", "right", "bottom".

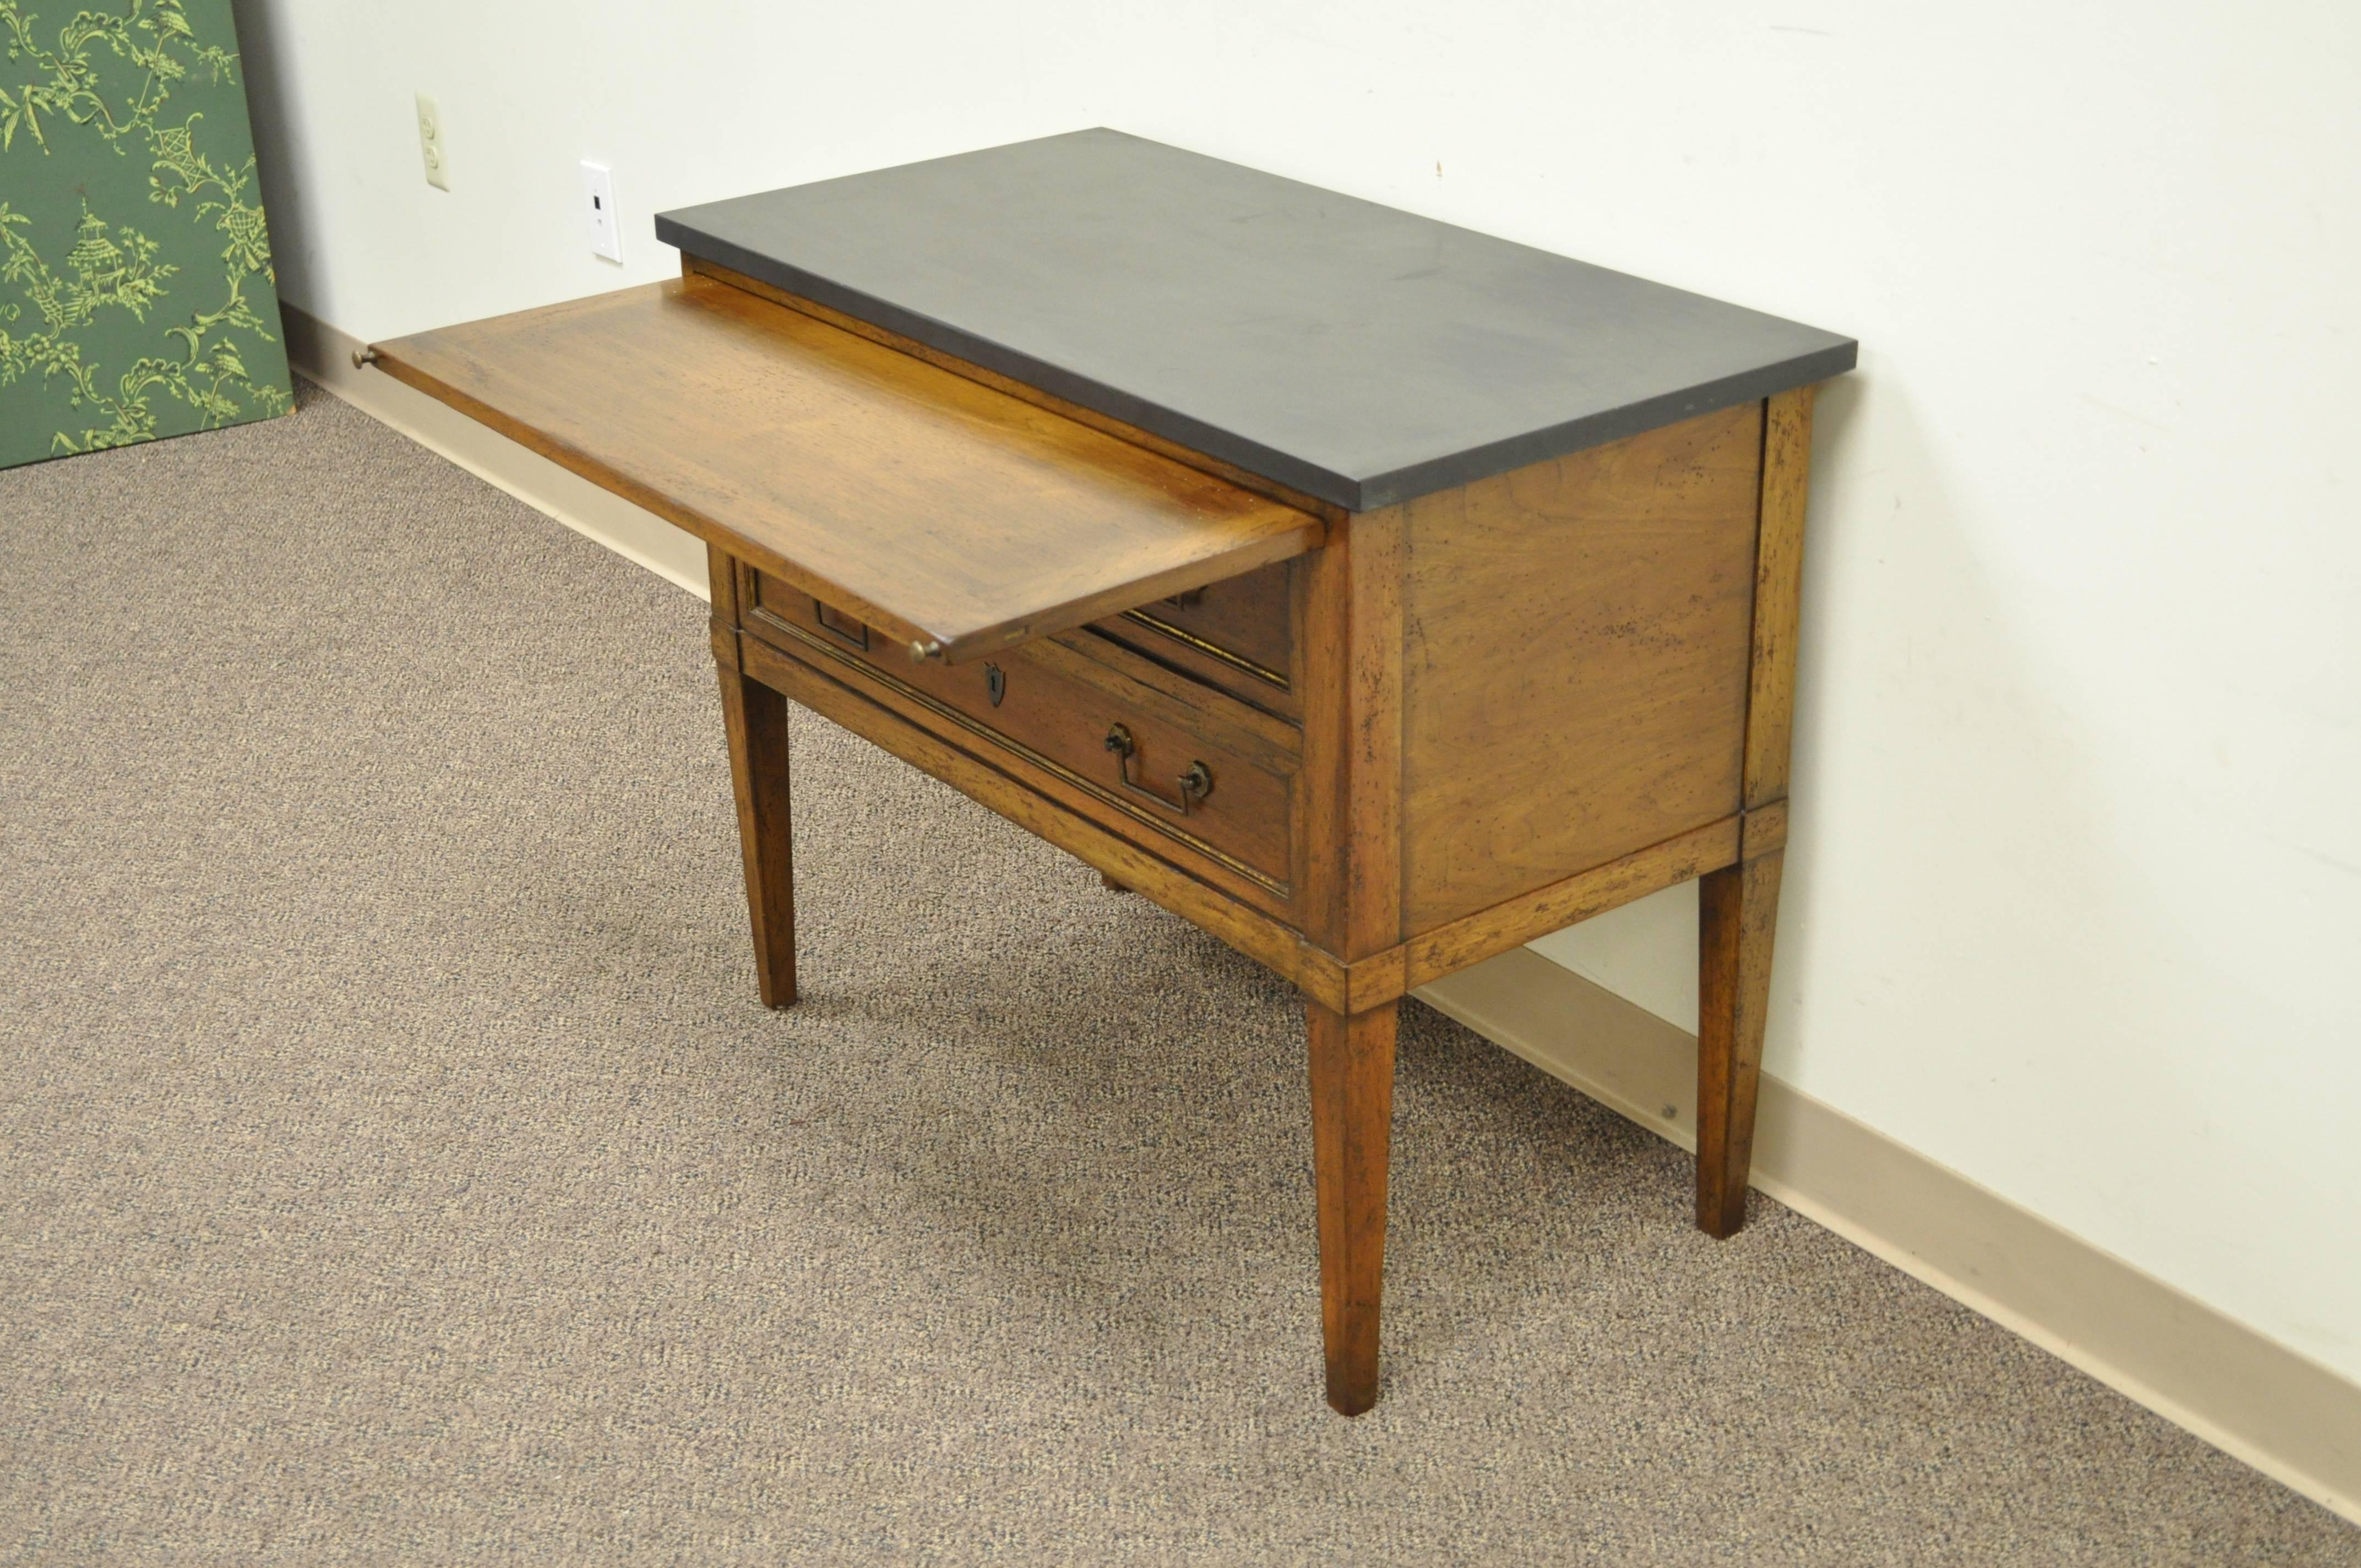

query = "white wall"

[{"left": 232, "top": 1, "right": 2361, "bottom": 1386}]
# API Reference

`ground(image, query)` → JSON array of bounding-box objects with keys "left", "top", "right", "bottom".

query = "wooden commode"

[{"left": 364, "top": 129, "right": 1856, "bottom": 1415}]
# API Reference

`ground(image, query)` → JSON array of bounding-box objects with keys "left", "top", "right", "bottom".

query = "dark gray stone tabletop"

[{"left": 656, "top": 129, "right": 1856, "bottom": 513}]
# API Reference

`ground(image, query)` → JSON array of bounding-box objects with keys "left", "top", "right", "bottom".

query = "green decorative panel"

[{"left": 0, "top": 0, "right": 290, "bottom": 469}]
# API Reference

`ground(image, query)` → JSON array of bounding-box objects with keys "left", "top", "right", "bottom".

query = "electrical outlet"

[
  {"left": 415, "top": 91, "right": 449, "bottom": 192},
  {"left": 580, "top": 161, "right": 622, "bottom": 264}
]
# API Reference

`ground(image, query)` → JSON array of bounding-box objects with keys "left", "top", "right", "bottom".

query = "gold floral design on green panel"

[{"left": 0, "top": 0, "right": 291, "bottom": 467}]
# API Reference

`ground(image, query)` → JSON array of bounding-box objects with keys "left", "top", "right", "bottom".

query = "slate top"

[{"left": 655, "top": 129, "right": 1856, "bottom": 513}]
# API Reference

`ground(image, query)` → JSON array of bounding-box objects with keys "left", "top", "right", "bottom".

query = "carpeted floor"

[{"left": 2, "top": 382, "right": 2354, "bottom": 1565}]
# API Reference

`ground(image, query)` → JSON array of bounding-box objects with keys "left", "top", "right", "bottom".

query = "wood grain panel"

[
  {"left": 1299, "top": 510, "right": 1407, "bottom": 961},
  {"left": 1697, "top": 849, "right": 1782, "bottom": 1237},
  {"left": 1397, "top": 402, "right": 1763, "bottom": 932},
  {"left": 1090, "top": 559, "right": 1301, "bottom": 720},
  {"left": 1306, "top": 997, "right": 1398, "bottom": 1416},
  {"left": 373, "top": 276, "right": 1321, "bottom": 663},
  {"left": 709, "top": 548, "right": 797, "bottom": 1009},
  {"left": 1109, "top": 558, "right": 1296, "bottom": 690},
  {"left": 684, "top": 254, "right": 1351, "bottom": 523},
  {"left": 1744, "top": 385, "right": 1815, "bottom": 810},
  {"left": 1401, "top": 817, "right": 1742, "bottom": 990}
]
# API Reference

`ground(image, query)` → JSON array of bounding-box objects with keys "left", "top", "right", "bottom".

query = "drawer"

[
  {"left": 746, "top": 571, "right": 1299, "bottom": 895},
  {"left": 1090, "top": 558, "right": 1298, "bottom": 718}
]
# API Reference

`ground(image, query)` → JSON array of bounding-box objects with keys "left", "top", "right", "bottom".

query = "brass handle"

[{"left": 1103, "top": 723, "right": 1212, "bottom": 815}]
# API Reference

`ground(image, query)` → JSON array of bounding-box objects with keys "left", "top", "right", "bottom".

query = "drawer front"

[
  {"left": 1091, "top": 558, "right": 1298, "bottom": 717},
  {"left": 745, "top": 571, "right": 1298, "bottom": 895}
]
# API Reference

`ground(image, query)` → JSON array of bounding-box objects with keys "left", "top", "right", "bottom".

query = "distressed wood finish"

[
  {"left": 1690, "top": 383, "right": 1813, "bottom": 1237},
  {"left": 1306, "top": 998, "right": 1398, "bottom": 1415},
  {"left": 374, "top": 276, "right": 1321, "bottom": 663},
  {"left": 753, "top": 615, "right": 1299, "bottom": 917},
  {"left": 1301, "top": 511, "right": 1406, "bottom": 962},
  {"left": 709, "top": 546, "right": 797, "bottom": 1008},
  {"left": 1744, "top": 388, "right": 1815, "bottom": 811},
  {"left": 1112, "top": 559, "right": 1297, "bottom": 690},
  {"left": 748, "top": 570, "right": 1303, "bottom": 771},
  {"left": 747, "top": 581, "right": 1301, "bottom": 892},
  {"left": 1091, "top": 558, "right": 1302, "bottom": 720},
  {"left": 1697, "top": 850, "right": 1782, "bottom": 1237},
  {"left": 368, "top": 218, "right": 1837, "bottom": 1411},
  {"left": 1402, "top": 818, "right": 1742, "bottom": 990},
  {"left": 1397, "top": 404, "right": 1764, "bottom": 932},
  {"left": 1741, "top": 799, "right": 1789, "bottom": 863},
  {"left": 1291, "top": 508, "right": 1408, "bottom": 1406},
  {"left": 684, "top": 254, "right": 1350, "bottom": 524},
  {"left": 735, "top": 630, "right": 1349, "bottom": 1003}
]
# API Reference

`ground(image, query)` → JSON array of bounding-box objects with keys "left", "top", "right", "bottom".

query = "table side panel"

[{"left": 1399, "top": 401, "right": 1762, "bottom": 933}]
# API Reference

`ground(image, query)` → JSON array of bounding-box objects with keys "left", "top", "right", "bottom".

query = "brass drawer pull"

[{"left": 1102, "top": 722, "right": 1212, "bottom": 815}]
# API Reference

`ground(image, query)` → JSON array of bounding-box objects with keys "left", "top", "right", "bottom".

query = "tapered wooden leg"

[
  {"left": 1307, "top": 997, "right": 1398, "bottom": 1415},
  {"left": 715, "top": 658, "right": 797, "bottom": 1008},
  {"left": 1696, "top": 848, "right": 1782, "bottom": 1237}
]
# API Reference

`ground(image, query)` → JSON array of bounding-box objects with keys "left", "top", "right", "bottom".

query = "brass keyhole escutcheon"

[
  {"left": 1102, "top": 722, "right": 1212, "bottom": 816},
  {"left": 984, "top": 662, "right": 1006, "bottom": 707}
]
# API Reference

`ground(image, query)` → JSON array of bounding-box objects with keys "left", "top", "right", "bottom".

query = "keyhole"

[{"left": 984, "top": 663, "right": 1006, "bottom": 707}]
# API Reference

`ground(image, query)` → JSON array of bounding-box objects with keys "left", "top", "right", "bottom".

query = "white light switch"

[
  {"left": 581, "top": 161, "right": 622, "bottom": 264},
  {"left": 415, "top": 91, "right": 448, "bottom": 192}
]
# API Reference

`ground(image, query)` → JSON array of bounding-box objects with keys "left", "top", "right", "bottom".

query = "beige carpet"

[{"left": 1, "top": 382, "right": 2352, "bottom": 1565}]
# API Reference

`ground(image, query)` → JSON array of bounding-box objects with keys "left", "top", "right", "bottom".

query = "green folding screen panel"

[{"left": 1, "top": 0, "right": 292, "bottom": 469}]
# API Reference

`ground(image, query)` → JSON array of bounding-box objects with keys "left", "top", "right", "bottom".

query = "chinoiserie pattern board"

[{"left": 0, "top": 0, "right": 291, "bottom": 470}]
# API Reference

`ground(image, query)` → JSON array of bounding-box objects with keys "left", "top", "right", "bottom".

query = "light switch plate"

[
  {"left": 415, "top": 91, "right": 448, "bottom": 192},
  {"left": 581, "top": 161, "right": 622, "bottom": 264}
]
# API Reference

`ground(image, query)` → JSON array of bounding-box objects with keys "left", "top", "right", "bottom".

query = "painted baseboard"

[
  {"left": 285, "top": 302, "right": 2360, "bottom": 1528},
  {"left": 281, "top": 304, "right": 711, "bottom": 600},
  {"left": 1416, "top": 949, "right": 2361, "bottom": 1526}
]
